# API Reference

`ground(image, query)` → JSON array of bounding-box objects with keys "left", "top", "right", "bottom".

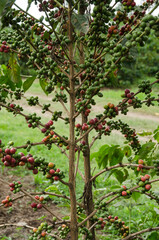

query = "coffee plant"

[{"left": 0, "top": 0, "right": 159, "bottom": 239}]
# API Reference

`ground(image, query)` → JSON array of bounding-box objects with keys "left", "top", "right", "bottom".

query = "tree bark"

[
  {"left": 68, "top": 5, "right": 78, "bottom": 240},
  {"left": 82, "top": 115, "right": 96, "bottom": 240},
  {"left": 79, "top": 3, "right": 95, "bottom": 237}
]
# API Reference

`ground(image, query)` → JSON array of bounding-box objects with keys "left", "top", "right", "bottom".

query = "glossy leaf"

[
  {"left": 91, "top": 144, "right": 110, "bottom": 168},
  {"left": 123, "top": 168, "right": 129, "bottom": 181},
  {"left": 91, "top": 144, "right": 124, "bottom": 169},
  {"left": 138, "top": 142, "right": 156, "bottom": 159},
  {"left": 8, "top": 53, "right": 22, "bottom": 85},
  {"left": 154, "top": 131, "right": 159, "bottom": 143},
  {"left": 39, "top": 79, "right": 48, "bottom": 95},
  {"left": 26, "top": 0, "right": 34, "bottom": 11},
  {"left": 71, "top": 13, "right": 90, "bottom": 34},
  {"left": 0, "top": 0, "right": 15, "bottom": 16},
  {"left": 105, "top": 169, "right": 126, "bottom": 184},
  {"left": 45, "top": 185, "right": 61, "bottom": 194},
  {"left": 123, "top": 145, "right": 132, "bottom": 157},
  {"left": 154, "top": 207, "right": 159, "bottom": 215},
  {"left": 147, "top": 232, "right": 159, "bottom": 240},
  {"left": 113, "top": 169, "right": 124, "bottom": 184},
  {"left": 0, "top": 64, "right": 15, "bottom": 90},
  {"left": 23, "top": 76, "right": 36, "bottom": 92},
  {"left": 109, "top": 146, "right": 124, "bottom": 166},
  {"left": 132, "top": 192, "right": 141, "bottom": 202}
]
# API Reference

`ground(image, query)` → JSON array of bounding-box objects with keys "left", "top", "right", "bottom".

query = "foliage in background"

[{"left": 118, "top": 33, "right": 159, "bottom": 87}]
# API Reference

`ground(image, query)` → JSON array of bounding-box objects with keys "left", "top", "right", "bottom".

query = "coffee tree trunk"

[
  {"left": 82, "top": 115, "right": 96, "bottom": 240},
  {"left": 79, "top": 1, "right": 96, "bottom": 235},
  {"left": 68, "top": 4, "right": 78, "bottom": 239}
]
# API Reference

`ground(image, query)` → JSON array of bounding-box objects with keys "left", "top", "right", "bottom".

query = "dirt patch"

[{"left": 0, "top": 170, "right": 64, "bottom": 240}]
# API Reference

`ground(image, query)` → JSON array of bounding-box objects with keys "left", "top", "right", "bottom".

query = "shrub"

[{"left": 0, "top": 0, "right": 159, "bottom": 239}]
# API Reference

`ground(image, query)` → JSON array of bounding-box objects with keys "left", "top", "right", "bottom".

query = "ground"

[{"left": 0, "top": 169, "right": 63, "bottom": 240}]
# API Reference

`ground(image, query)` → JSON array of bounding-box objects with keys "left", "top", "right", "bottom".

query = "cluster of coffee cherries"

[
  {"left": 104, "top": 103, "right": 119, "bottom": 118},
  {"left": 30, "top": 195, "right": 45, "bottom": 210},
  {"left": 0, "top": 41, "right": 10, "bottom": 53},
  {"left": 137, "top": 174, "right": 152, "bottom": 192},
  {"left": 9, "top": 181, "right": 22, "bottom": 193},
  {"left": 79, "top": 226, "right": 92, "bottom": 240},
  {"left": 25, "top": 113, "right": 41, "bottom": 129},
  {"left": 75, "top": 117, "right": 107, "bottom": 135},
  {"left": 107, "top": 25, "right": 119, "bottom": 38},
  {"left": 1, "top": 146, "right": 32, "bottom": 170},
  {"left": 31, "top": 24, "right": 45, "bottom": 36},
  {"left": 38, "top": 0, "right": 64, "bottom": 16},
  {"left": 8, "top": 103, "right": 23, "bottom": 114},
  {"left": 137, "top": 159, "right": 146, "bottom": 172},
  {"left": 113, "top": 11, "right": 127, "bottom": 24},
  {"left": 1, "top": 147, "right": 17, "bottom": 167},
  {"left": 1, "top": 143, "right": 64, "bottom": 182},
  {"left": 97, "top": 215, "right": 129, "bottom": 238},
  {"left": 41, "top": 125, "right": 67, "bottom": 151},
  {"left": 41, "top": 120, "right": 54, "bottom": 135},
  {"left": 121, "top": 89, "right": 135, "bottom": 105},
  {"left": 1, "top": 196, "right": 12, "bottom": 208},
  {"left": 120, "top": 185, "right": 131, "bottom": 197},
  {"left": 119, "top": 23, "right": 131, "bottom": 36},
  {"left": 46, "top": 162, "right": 61, "bottom": 181},
  {"left": 58, "top": 224, "right": 70, "bottom": 239},
  {"left": 138, "top": 80, "right": 152, "bottom": 94},
  {"left": 89, "top": 1, "right": 111, "bottom": 47},
  {"left": 29, "top": 222, "right": 53, "bottom": 240},
  {"left": 104, "top": 119, "right": 141, "bottom": 152},
  {"left": 122, "top": 0, "right": 136, "bottom": 9},
  {"left": 27, "top": 96, "right": 39, "bottom": 106}
]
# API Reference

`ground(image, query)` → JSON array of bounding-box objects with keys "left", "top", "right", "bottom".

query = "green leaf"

[
  {"left": 39, "top": 79, "right": 48, "bottom": 95},
  {"left": 90, "top": 144, "right": 110, "bottom": 168},
  {"left": 132, "top": 192, "right": 141, "bottom": 202},
  {"left": 0, "top": 64, "right": 15, "bottom": 90},
  {"left": 71, "top": 13, "right": 90, "bottom": 34},
  {"left": 90, "top": 152, "right": 99, "bottom": 161},
  {"left": 138, "top": 131, "right": 152, "bottom": 136},
  {"left": 138, "top": 142, "right": 155, "bottom": 159},
  {"left": 26, "top": 0, "right": 34, "bottom": 11},
  {"left": 109, "top": 147, "right": 124, "bottom": 166},
  {"left": 123, "top": 145, "right": 132, "bottom": 157},
  {"left": 77, "top": 213, "right": 87, "bottom": 223},
  {"left": 0, "top": 0, "right": 8, "bottom": 16},
  {"left": 114, "top": 170, "right": 124, "bottom": 184},
  {"left": 154, "top": 207, "right": 159, "bottom": 215},
  {"left": 8, "top": 53, "right": 22, "bottom": 85},
  {"left": 42, "top": 31, "right": 50, "bottom": 40},
  {"left": 123, "top": 168, "right": 129, "bottom": 181},
  {"left": 154, "top": 126, "right": 159, "bottom": 134},
  {"left": 91, "top": 144, "right": 124, "bottom": 169},
  {"left": 23, "top": 76, "right": 36, "bottom": 92},
  {"left": 45, "top": 185, "right": 61, "bottom": 194},
  {"left": 37, "top": 215, "right": 47, "bottom": 220},
  {"left": 0, "top": 0, "right": 15, "bottom": 16},
  {"left": 154, "top": 131, "right": 159, "bottom": 143},
  {"left": 110, "top": 185, "right": 121, "bottom": 191},
  {"left": 147, "top": 232, "right": 159, "bottom": 240},
  {"left": 62, "top": 216, "right": 70, "bottom": 220}
]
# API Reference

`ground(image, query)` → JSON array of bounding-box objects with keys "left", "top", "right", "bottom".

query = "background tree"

[{"left": 0, "top": 0, "right": 159, "bottom": 239}]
